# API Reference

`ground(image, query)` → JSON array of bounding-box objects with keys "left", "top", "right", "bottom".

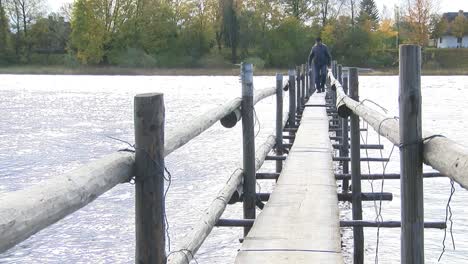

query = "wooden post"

[
  {"left": 241, "top": 63, "right": 256, "bottom": 236},
  {"left": 349, "top": 67, "right": 364, "bottom": 263},
  {"left": 309, "top": 65, "right": 314, "bottom": 93},
  {"left": 336, "top": 64, "right": 343, "bottom": 139},
  {"left": 288, "top": 69, "right": 296, "bottom": 129},
  {"left": 332, "top": 60, "right": 337, "bottom": 78},
  {"left": 301, "top": 64, "right": 307, "bottom": 103},
  {"left": 276, "top": 73, "right": 284, "bottom": 174},
  {"left": 305, "top": 64, "right": 310, "bottom": 98},
  {"left": 134, "top": 93, "right": 166, "bottom": 264},
  {"left": 341, "top": 74, "right": 350, "bottom": 192},
  {"left": 330, "top": 61, "right": 335, "bottom": 80},
  {"left": 399, "top": 45, "right": 424, "bottom": 264},
  {"left": 296, "top": 66, "right": 302, "bottom": 113}
]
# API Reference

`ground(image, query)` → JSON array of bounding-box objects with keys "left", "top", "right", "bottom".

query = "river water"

[{"left": 0, "top": 75, "right": 466, "bottom": 263}]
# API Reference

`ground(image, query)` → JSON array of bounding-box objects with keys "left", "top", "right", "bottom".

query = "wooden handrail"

[{"left": 329, "top": 70, "right": 468, "bottom": 190}]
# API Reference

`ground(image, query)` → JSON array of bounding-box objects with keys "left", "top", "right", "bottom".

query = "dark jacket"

[{"left": 308, "top": 43, "right": 332, "bottom": 67}]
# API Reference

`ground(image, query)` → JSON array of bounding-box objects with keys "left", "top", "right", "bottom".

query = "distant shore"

[{"left": 0, "top": 65, "right": 466, "bottom": 76}]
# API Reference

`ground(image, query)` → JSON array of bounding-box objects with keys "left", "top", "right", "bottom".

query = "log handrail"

[{"left": 328, "top": 70, "right": 468, "bottom": 190}]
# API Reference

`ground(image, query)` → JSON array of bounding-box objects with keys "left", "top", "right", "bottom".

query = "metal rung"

[
  {"left": 216, "top": 219, "right": 254, "bottom": 227},
  {"left": 333, "top": 157, "right": 390, "bottom": 162},
  {"left": 284, "top": 127, "right": 298, "bottom": 132},
  {"left": 335, "top": 172, "right": 444, "bottom": 180},
  {"left": 283, "top": 135, "right": 295, "bottom": 140},
  {"left": 256, "top": 172, "right": 280, "bottom": 180},
  {"left": 304, "top": 104, "right": 327, "bottom": 107},
  {"left": 338, "top": 192, "right": 393, "bottom": 201},
  {"left": 340, "top": 220, "right": 446, "bottom": 229},
  {"left": 332, "top": 144, "right": 383, "bottom": 150},
  {"left": 266, "top": 155, "right": 287, "bottom": 161}
]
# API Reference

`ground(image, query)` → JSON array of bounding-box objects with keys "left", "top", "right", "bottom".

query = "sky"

[{"left": 46, "top": 0, "right": 468, "bottom": 15}]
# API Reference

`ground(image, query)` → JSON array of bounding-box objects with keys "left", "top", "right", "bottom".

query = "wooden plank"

[
  {"left": 166, "top": 113, "right": 290, "bottom": 264},
  {"left": 235, "top": 93, "right": 343, "bottom": 264}
]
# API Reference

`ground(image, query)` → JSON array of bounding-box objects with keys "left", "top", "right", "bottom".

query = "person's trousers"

[{"left": 314, "top": 64, "right": 327, "bottom": 92}]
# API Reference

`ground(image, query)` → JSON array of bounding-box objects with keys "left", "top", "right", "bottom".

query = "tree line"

[{"left": 0, "top": 0, "right": 466, "bottom": 68}]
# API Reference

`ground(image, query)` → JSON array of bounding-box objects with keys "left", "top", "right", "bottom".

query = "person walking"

[{"left": 308, "top": 37, "right": 332, "bottom": 93}]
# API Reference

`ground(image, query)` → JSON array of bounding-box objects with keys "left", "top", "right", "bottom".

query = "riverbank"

[{"left": 0, "top": 65, "right": 466, "bottom": 76}]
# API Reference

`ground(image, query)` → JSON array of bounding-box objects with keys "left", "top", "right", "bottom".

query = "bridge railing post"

[
  {"left": 241, "top": 63, "right": 256, "bottom": 237},
  {"left": 399, "top": 45, "right": 424, "bottom": 264},
  {"left": 336, "top": 64, "right": 343, "bottom": 139},
  {"left": 305, "top": 63, "right": 310, "bottom": 98},
  {"left": 288, "top": 69, "right": 296, "bottom": 131},
  {"left": 296, "top": 66, "right": 302, "bottom": 113},
  {"left": 349, "top": 67, "right": 364, "bottom": 263},
  {"left": 310, "top": 64, "right": 315, "bottom": 93},
  {"left": 341, "top": 73, "right": 350, "bottom": 192},
  {"left": 276, "top": 73, "right": 284, "bottom": 175},
  {"left": 301, "top": 64, "right": 307, "bottom": 103},
  {"left": 134, "top": 93, "right": 166, "bottom": 264}
]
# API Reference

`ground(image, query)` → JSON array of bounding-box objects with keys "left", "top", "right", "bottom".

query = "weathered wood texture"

[
  {"left": 348, "top": 68, "right": 364, "bottom": 264},
  {"left": 241, "top": 63, "right": 256, "bottom": 236},
  {"left": 288, "top": 70, "right": 297, "bottom": 128},
  {"left": 341, "top": 75, "right": 350, "bottom": 192},
  {"left": 220, "top": 86, "right": 277, "bottom": 128},
  {"left": 134, "top": 93, "right": 166, "bottom": 264},
  {"left": 330, "top": 71, "right": 468, "bottom": 190},
  {"left": 276, "top": 74, "right": 284, "bottom": 174},
  {"left": 235, "top": 93, "right": 343, "bottom": 264},
  {"left": 0, "top": 152, "right": 135, "bottom": 253},
  {"left": 167, "top": 114, "right": 290, "bottom": 264},
  {"left": 296, "top": 66, "right": 302, "bottom": 112},
  {"left": 399, "top": 45, "right": 424, "bottom": 264}
]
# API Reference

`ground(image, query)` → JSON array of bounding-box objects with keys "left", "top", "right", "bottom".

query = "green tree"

[
  {"left": 70, "top": 0, "right": 135, "bottom": 64},
  {"left": 357, "top": 0, "right": 379, "bottom": 30},
  {"left": 6, "top": 0, "right": 45, "bottom": 62},
  {"left": 70, "top": 0, "right": 106, "bottom": 64},
  {"left": 280, "top": 0, "right": 314, "bottom": 21},
  {"left": 221, "top": 0, "right": 240, "bottom": 63},
  {"left": 452, "top": 12, "right": 468, "bottom": 44},
  {"left": 0, "top": 0, "right": 11, "bottom": 62},
  {"left": 266, "top": 16, "right": 315, "bottom": 67},
  {"left": 429, "top": 14, "right": 447, "bottom": 42},
  {"left": 30, "top": 14, "right": 70, "bottom": 53}
]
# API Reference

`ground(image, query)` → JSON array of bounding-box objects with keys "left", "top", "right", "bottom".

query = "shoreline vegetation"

[{"left": 0, "top": 65, "right": 466, "bottom": 76}]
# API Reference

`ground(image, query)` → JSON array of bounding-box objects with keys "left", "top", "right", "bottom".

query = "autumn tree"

[
  {"left": 70, "top": 0, "right": 135, "bottom": 64},
  {"left": 452, "top": 11, "right": 468, "bottom": 46},
  {"left": 404, "top": 0, "right": 434, "bottom": 46},
  {"left": 429, "top": 14, "right": 447, "bottom": 41}
]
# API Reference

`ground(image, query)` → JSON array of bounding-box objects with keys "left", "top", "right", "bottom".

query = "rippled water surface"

[{"left": 0, "top": 74, "right": 467, "bottom": 263}]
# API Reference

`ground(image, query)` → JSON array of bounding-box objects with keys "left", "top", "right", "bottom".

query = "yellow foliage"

[
  {"left": 379, "top": 19, "right": 397, "bottom": 38},
  {"left": 321, "top": 24, "right": 335, "bottom": 47}
]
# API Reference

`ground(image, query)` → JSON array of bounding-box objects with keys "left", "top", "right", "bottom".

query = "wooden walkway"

[{"left": 235, "top": 93, "right": 343, "bottom": 263}]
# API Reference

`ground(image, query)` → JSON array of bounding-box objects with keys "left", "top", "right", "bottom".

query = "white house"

[{"left": 437, "top": 10, "right": 468, "bottom": 48}]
